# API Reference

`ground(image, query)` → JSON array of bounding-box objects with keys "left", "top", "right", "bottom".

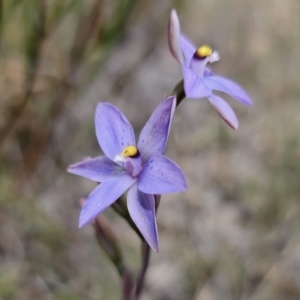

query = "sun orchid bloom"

[
  {"left": 68, "top": 96, "right": 186, "bottom": 252},
  {"left": 168, "top": 9, "right": 252, "bottom": 130}
]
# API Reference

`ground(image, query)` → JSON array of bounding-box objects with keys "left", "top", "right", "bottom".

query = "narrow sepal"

[
  {"left": 67, "top": 156, "right": 124, "bottom": 182},
  {"left": 138, "top": 154, "right": 187, "bottom": 194},
  {"left": 202, "top": 76, "right": 252, "bottom": 106},
  {"left": 138, "top": 96, "right": 176, "bottom": 163},
  {"left": 207, "top": 94, "right": 239, "bottom": 130},
  {"left": 168, "top": 9, "right": 184, "bottom": 64},
  {"left": 79, "top": 173, "right": 136, "bottom": 227},
  {"left": 95, "top": 103, "right": 136, "bottom": 161},
  {"left": 180, "top": 35, "right": 197, "bottom": 63},
  {"left": 127, "top": 184, "right": 159, "bottom": 252}
]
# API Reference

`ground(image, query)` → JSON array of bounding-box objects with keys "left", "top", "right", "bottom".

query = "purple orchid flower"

[
  {"left": 168, "top": 9, "right": 252, "bottom": 130},
  {"left": 67, "top": 96, "right": 186, "bottom": 252}
]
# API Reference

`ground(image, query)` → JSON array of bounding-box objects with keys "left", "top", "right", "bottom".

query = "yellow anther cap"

[
  {"left": 196, "top": 45, "right": 213, "bottom": 58},
  {"left": 121, "top": 145, "right": 139, "bottom": 157}
]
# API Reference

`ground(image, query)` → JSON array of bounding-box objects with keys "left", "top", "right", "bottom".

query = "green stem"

[
  {"left": 93, "top": 219, "right": 125, "bottom": 276},
  {"left": 112, "top": 197, "right": 144, "bottom": 241},
  {"left": 135, "top": 241, "right": 150, "bottom": 299},
  {"left": 93, "top": 216, "right": 135, "bottom": 300},
  {"left": 172, "top": 79, "right": 186, "bottom": 107}
]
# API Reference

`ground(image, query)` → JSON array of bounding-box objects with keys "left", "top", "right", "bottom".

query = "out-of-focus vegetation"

[{"left": 1, "top": 0, "right": 300, "bottom": 299}]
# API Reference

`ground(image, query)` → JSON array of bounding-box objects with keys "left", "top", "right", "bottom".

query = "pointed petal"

[
  {"left": 202, "top": 76, "right": 252, "bottom": 106},
  {"left": 180, "top": 35, "right": 196, "bottom": 63},
  {"left": 207, "top": 94, "right": 239, "bottom": 130},
  {"left": 68, "top": 156, "right": 124, "bottom": 182},
  {"left": 138, "top": 96, "right": 176, "bottom": 163},
  {"left": 182, "top": 66, "right": 212, "bottom": 99},
  {"left": 138, "top": 154, "right": 187, "bottom": 194},
  {"left": 168, "top": 9, "right": 183, "bottom": 64},
  {"left": 127, "top": 184, "right": 159, "bottom": 252},
  {"left": 79, "top": 173, "right": 136, "bottom": 227},
  {"left": 95, "top": 103, "right": 136, "bottom": 161}
]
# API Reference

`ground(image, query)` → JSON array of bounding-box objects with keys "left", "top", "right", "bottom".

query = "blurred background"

[{"left": 1, "top": 0, "right": 300, "bottom": 299}]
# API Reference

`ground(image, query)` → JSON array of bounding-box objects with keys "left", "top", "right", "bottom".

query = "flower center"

[
  {"left": 195, "top": 45, "right": 213, "bottom": 59},
  {"left": 121, "top": 145, "right": 140, "bottom": 157},
  {"left": 190, "top": 45, "right": 220, "bottom": 78},
  {"left": 114, "top": 146, "right": 141, "bottom": 177}
]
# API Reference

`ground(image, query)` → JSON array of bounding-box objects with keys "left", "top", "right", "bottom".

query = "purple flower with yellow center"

[
  {"left": 168, "top": 9, "right": 252, "bottom": 129},
  {"left": 67, "top": 96, "right": 186, "bottom": 252}
]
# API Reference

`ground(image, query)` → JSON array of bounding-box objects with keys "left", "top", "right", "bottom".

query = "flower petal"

[
  {"left": 127, "top": 183, "right": 159, "bottom": 252},
  {"left": 168, "top": 9, "right": 183, "bottom": 64},
  {"left": 68, "top": 156, "right": 124, "bottom": 182},
  {"left": 180, "top": 35, "right": 196, "bottom": 64},
  {"left": 79, "top": 173, "right": 136, "bottom": 227},
  {"left": 182, "top": 65, "right": 212, "bottom": 99},
  {"left": 138, "top": 96, "right": 176, "bottom": 163},
  {"left": 138, "top": 154, "right": 187, "bottom": 194},
  {"left": 95, "top": 103, "right": 136, "bottom": 161},
  {"left": 202, "top": 76, "right": 252, "bottom": 106},
  {"left": 207, "top": 94, "right": 239, "bottom": 130}
]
